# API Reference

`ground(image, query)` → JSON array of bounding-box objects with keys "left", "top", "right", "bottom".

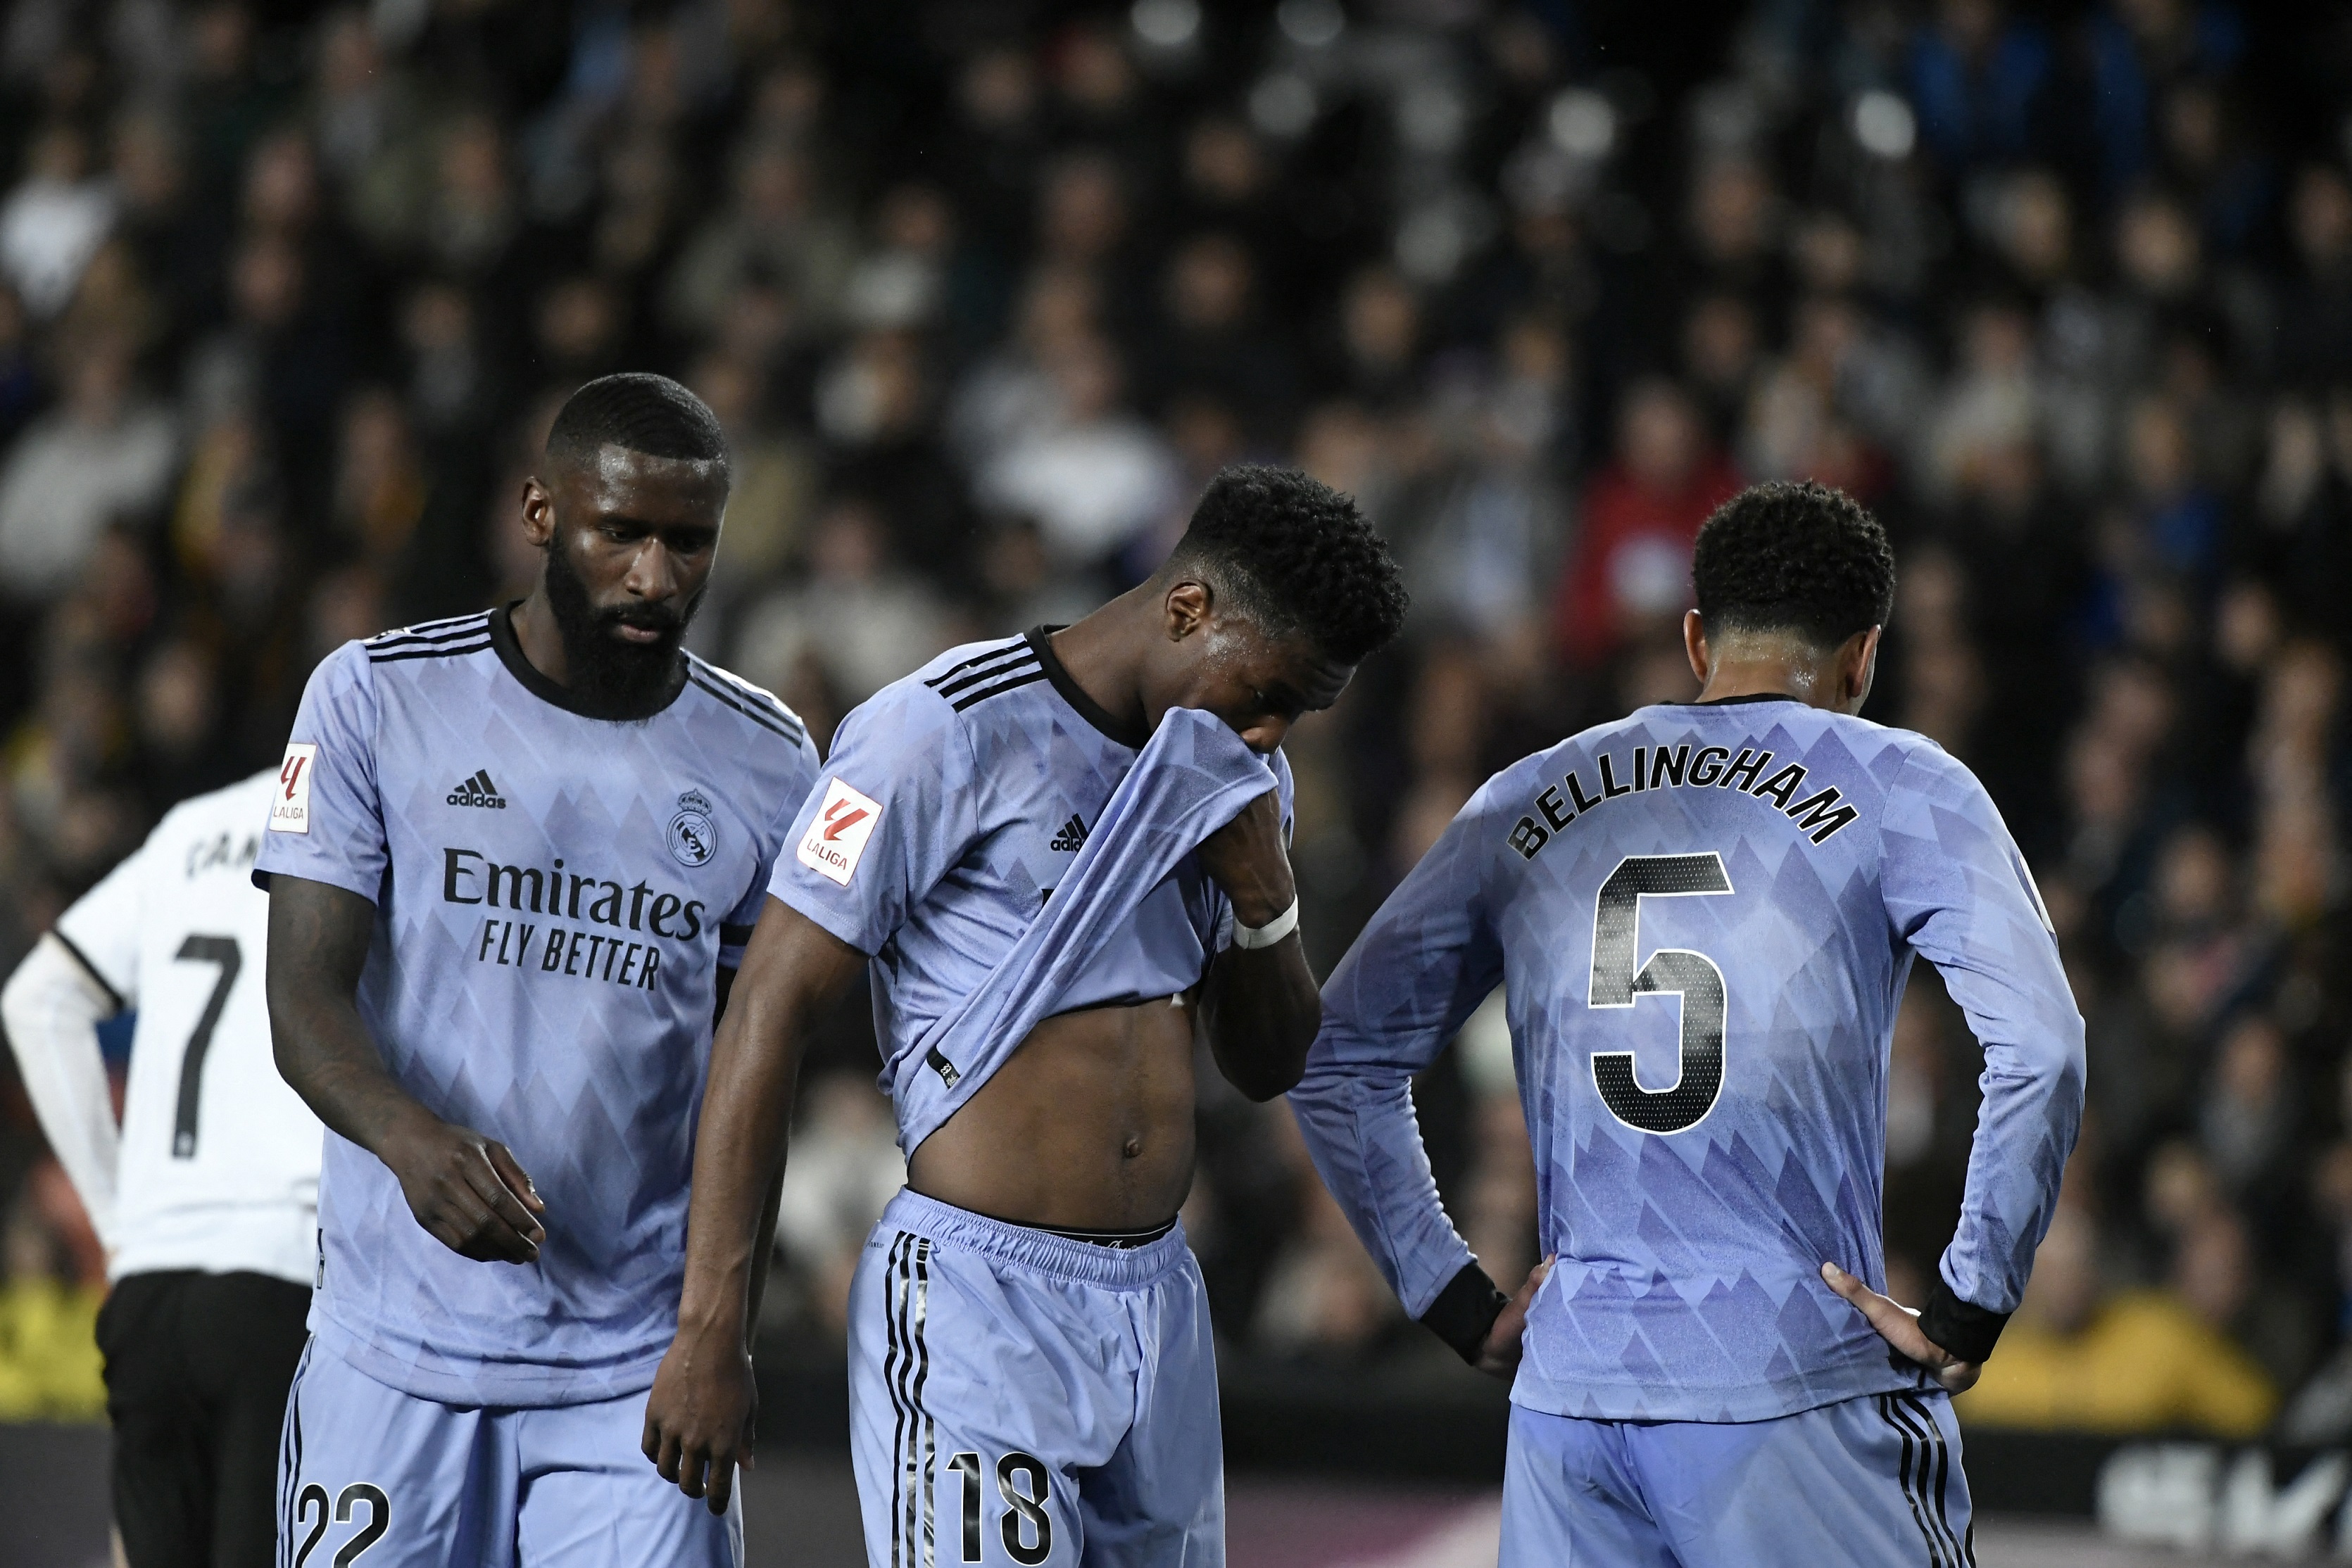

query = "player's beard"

[{"left": 542, "top": 538, "right": 704, "bottom": 718}]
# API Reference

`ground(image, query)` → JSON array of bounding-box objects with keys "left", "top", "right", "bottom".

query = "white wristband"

[{"left": 1232, "top": 897, "right": 1300, "bottom": 949}]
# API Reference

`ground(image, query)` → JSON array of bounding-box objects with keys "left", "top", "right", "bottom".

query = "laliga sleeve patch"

[
  {"left": 796, "top": 778, "right": 882, "bottom": 886},
  {"left": 270, "top": 743, "right": 317, "bottom": 834}
]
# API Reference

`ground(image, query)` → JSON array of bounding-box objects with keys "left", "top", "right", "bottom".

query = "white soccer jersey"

[{"left": 55, "top": 769, "right": 320, "bottom": 1285}]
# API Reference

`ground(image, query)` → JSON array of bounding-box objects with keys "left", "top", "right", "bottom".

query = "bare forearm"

[
  {"left": 676, "top": 902, "right": 863, "bottom": 1339},
  {"left": 1204, "top": 939, "right": 1321, "bottom": 1101},
  {"left": 273, "top": 990, "right": 436, "bottom": 1153},
  {"left": 741, "top": 1166, "right": 787, "bottom": 1351},
  {"left": 265, "top": 877, "right": 436, "bottom": 1156},
  {"left": 678, "top": 1042, "right": 800, "bottom": 1339}
]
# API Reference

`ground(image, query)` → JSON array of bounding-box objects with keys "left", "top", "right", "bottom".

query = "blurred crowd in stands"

[{"left": 0, "top": 0, "right": 2350, "bottom": 1445}]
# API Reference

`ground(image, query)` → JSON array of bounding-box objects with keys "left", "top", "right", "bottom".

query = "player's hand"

[
  {"left": 377, "top": 1112, "right": 546, "bottom": 1263},
  {"left": 1475, "top": 1256, "right": 1554, "bottom": 1381},
  {"left": 1820, "top": 1262, "right": 1981, "bottom": 1393},
  {"left": 1199, "top": 788, "right": 1295, "bottom": 928},
  {"left": 644, "top": 1325, "right": 757, "bottom": 1515}
]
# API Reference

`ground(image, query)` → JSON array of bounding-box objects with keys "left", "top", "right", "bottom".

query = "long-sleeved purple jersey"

[{"left": 1290, "top": 695, "right": 2085, "bottom": 1423}]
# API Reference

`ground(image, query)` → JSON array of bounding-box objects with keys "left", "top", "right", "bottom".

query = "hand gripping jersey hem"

[
  {"left": 309, "top": 1313, "right": 665, "bottom": 1409},
  {"left": 251, "top": 856, "right": 382, "bottom": 906},
  {"left": 1509, "top": 1353, "right": 1932, "bottom": 1425}
]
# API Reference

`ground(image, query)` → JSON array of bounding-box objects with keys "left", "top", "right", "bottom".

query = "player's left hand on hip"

[
  {"left": 1819, "top": 1262, "right": 1981, "bottom": 1394},
  {"left": 1476, "top": 1256, "right": 1554, "bottom": 1382}
]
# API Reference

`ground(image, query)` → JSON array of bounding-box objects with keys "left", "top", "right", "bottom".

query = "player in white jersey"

[{"left": 4, "top": 766, "right": 321, "bottom": 1568}]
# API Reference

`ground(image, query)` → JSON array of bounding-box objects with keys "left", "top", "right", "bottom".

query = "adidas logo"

[
  {"left": 447, "top": 769, "right": 508, "bottom": 809},
  {"left": 1048, "top": 814, "right": 1088, "bottom": 852}
]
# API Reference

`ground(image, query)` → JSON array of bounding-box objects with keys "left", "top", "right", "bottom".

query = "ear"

[
  {"left": 1840, "top": 626, "right": 1882, "bottom": 711},
  {"left": 1683, "top": 609, "right": 1711, "bottom": 686},
  {"left": 1162, "top": 577, "right": 1211, "bottom": 641},
  {"left": 520, "top": 476, "right": 555, "bottom": 548}
]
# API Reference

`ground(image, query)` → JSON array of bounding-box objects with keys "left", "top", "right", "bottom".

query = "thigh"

[
  {"left": 278, "top": 1342, "right": 515, "bottom": 1568},
  {"left": 1631, "top": 1392, "right": 1975, "bottom": 1568},
  {"left": 183, "top": 1273, "right": 313, "bottom": 1568},
  {"left": 1497, "top": 1404, "right": 1677, "bottom": 1568},
  {"left": 1079, "top": 1260, "right": 1222, "bottom": 1568},
  {"left": 850, "top": 1231, "right": 1117, "bottom": 1568},
  {"left": 101, "top": 1274, "right": 209, "bottom": 1568},
  {"left": 513, "top": 1392, "right": 741, "bottom": 1568}
]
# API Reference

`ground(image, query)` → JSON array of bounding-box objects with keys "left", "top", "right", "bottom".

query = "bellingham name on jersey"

[
  {"left": 1293, "top": 696, "right": 2083, "bottom": 1424},
  {"left": 1499, "top": 738, "right": 1863, "bottom": 862}
]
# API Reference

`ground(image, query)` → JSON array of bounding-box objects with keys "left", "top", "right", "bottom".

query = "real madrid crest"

[{"left": 668, "top": 788, "right": 717, "bottom": 868}]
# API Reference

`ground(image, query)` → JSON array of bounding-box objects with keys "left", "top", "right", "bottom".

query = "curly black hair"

[
  {"left": 546, "top": 372, "right": 729, "bottom": 474},
  {"left": 1692, "top": 480, "right": 1895, "bottom": 649},
  {"left": 1165, "top": 464, "right": 1409, "bottom": 664}
]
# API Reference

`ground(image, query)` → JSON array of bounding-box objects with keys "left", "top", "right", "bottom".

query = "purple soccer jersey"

[
  {"left": 254, "top": 607, "right": 817, "bottom": 1406},
  {"left": 768, "top": 628, "right": 1293, "bottom": 1154},
  {"left": 1290, "top": 696, "right": 2085, "bottom": 1423}
]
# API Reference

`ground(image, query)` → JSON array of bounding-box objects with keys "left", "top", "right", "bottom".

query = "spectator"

[
  {"left": 1956, "top": 1207, "right": 2277, "bottom": 1437},
  {"left": 0, "top": 334, "right": 173, "bottom": 601},
  {"left": 1552, "top": 378, "right": 1738, "bottom": 668}
]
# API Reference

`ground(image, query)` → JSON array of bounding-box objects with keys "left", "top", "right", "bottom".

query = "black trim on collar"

[
  {"left": 489, "top": 602, "right": 688, "bottom": 722},
  {"left": 1026, "top": 626, "right": 1149, "bottom": 750}
]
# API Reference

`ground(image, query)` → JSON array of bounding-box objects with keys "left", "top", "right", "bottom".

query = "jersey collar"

[
  {"left": 1028, "top": 626, "right": 1150, "bottom": 750},
  {"left": 489, "top": 602, "right": 690, "bottom": 722}
]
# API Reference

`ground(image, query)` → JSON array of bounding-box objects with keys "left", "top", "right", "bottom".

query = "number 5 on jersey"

[{"left": 1589, "top": 853, "right": 1735, "bottom": 1134}]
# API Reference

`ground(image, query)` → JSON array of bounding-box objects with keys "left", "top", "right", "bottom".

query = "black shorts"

[{"left": 96, "top": 1270, "right": 311, "bottom": 1568}]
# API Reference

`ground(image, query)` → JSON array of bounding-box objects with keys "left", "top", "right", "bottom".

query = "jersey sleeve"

[
  {"left": 252, "top": 642, "right": 389, "bottom": 903},
  {"left": 1880, "top": 741, "right": 2086, "bottom": 1360},
  {"left": 1288, "top": 774, "right": 1509, "bottom": 1355},
  {"left": 767, "top": 683, "right": 977, "bottom": 957},
  {"left": 723, "top": 737, "right": 822, "bottom": 968},
  {"left": 53, "top": 827, "right": 151, "bottom": 1007}
]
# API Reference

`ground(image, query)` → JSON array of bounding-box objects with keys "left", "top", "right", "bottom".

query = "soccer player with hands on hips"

[
  {"left": 4, "top": 767, "right": 318, "bottom": 1568},
  {"left": 643, "top": 466, "right": 1407, "bottom": 1566},
  {"left": 256, "top": 374, "right": 816, "bottom": 1568},
  {"left": 1290, "top": 481, "right": 2084, "bottom": 1566}
]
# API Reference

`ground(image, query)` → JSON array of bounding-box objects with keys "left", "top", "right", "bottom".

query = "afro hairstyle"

[
  {"left": 1691, "top": 480, "right": 1895, "bottom": 650},
  {"left": 1165, "top": 464, "right": 1408, "bottom": 664}
]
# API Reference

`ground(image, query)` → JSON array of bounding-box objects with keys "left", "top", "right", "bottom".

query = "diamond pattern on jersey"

[
  {"left": 1431, "top": 703, "right": 2082, "bottom": 1422},
  {"left": 260, "top": 632, "right": 817, "bottom": 1405}
]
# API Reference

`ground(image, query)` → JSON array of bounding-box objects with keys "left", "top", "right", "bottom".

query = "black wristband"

[
  {"left": 1918, "top": 1278, "right": 2009, "bottom": 1364},
  {"left": 1421, "top": 1262, "right": 1509, "bottom": 1365}
]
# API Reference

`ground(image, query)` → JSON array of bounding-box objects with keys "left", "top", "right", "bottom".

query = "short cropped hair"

[
  {"left": 1692, "top": 481, "right": 1895, "bottom": 649},
  {"left": 546, "top": 372, "right": 729, "bottom": 472},
  {"left": 1166, "top": 464, "right": 1408, "bottom": 665}
]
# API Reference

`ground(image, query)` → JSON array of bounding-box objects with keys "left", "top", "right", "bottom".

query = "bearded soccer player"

[
  {"left": 643, "top": 465, "right": 1407, "bottom": 1564},
  {"left": 256, "top": 373, "right": 816, "bottom": 1567},
  {"left": 1290, "top": 481, "right": 2084, "bottom": 1566}
]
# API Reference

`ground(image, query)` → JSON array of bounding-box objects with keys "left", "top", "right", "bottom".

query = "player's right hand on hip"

[
  {"left": 1820, "top": 1262, "right": 1982, "bottom": 1393},
  {"left": 378, "top": 1112, "right": 546, "bottom": 1263},
  {"left": 1476, "top": 1256, "right": 1554, "bottom": 1381},
  {"left": 643, "top": 1329, "right": 757, "bottom": 1515}
]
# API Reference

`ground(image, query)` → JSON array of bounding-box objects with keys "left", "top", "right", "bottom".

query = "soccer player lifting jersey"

[
  {"left": 256, "top": 374, "right": 816, "bottom": 1567},
  {"left": 643, "top": 466, "right": 1408, "bottom": 1566}
]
